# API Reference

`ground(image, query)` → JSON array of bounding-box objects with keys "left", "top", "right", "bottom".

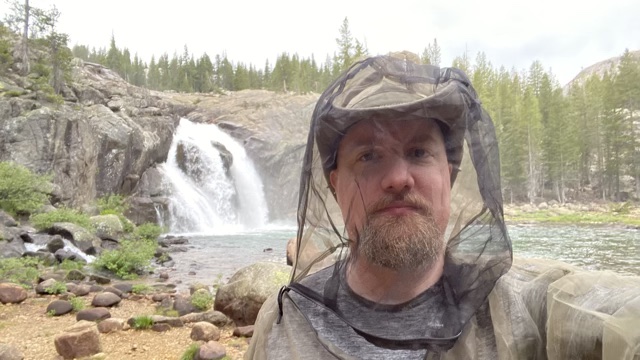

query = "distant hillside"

[{"left": 564, "top": 50, "right": 640, "bottom": 90}]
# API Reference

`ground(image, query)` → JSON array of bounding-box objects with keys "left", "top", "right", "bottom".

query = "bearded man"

[{"left": 246, "top": 51, "right": 513, "bottom": 359}]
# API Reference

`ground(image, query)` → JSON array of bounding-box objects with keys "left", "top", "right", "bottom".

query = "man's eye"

[
  {"left": 410, "top": 148, "right": 427, "bottom": 158},
  {"left": 359, "top": 152, "right": 374, "bottom": 162}
]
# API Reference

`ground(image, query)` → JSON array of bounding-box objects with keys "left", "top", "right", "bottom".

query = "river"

[{"left": 163, "top": 223, "right": 639, "bottom": 288}]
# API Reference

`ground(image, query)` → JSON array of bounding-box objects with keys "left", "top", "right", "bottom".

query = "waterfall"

[{"left": 160, "top": 118, "right": 269, "bottom": 234}]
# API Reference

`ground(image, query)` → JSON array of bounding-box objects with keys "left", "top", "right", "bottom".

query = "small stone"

[
  {"left": 0, "top": 343, "right": 24, "bottom": 360},
  {"left": 46, "top": 300, "right": 73, "bottom": 316},
  {"left": 97, "top": 318, "right": 124, "bottom": 333},
  {"left": 76, "top": 307, "right": 111, "bottom": 322},
  {"left": 54, "top": 320, "right": 102, "bottom": 359},
  {"left": 151, "top": 323, "right": 171, "bottom": 332},
  {"left": 35, "top": 278, "right": 58, "bottom": 295},
  {"left": 0, "top": 283, "right": 28, "bottom": 304},
  {"left": 113, "top": 283, "right": 133, "bottom": 294},
  {"left": 66, "top": 269, "right": 86, "bottom": 281},
  {"left": 190, "top": 321, "right": 220, "bottom": 342},
  {"left": 92, "top": 292, "right": 121, "bottom": 307},
  {"left": 152, "top": 293, "right": 169, "bottom": 302},
  {"left": 233, "top": 325, "right": 254, "bottom": 337},
  {"left": 159, "top": 272, "right": 169, "bottom": 280},
  {"left": 47, "top": 235, "right": 65, "bottom": 253},
  {"left": 197, "top": 341, "right": 226, "bottom": 360},
  {"left": 89, "top": 274, "right": 111, "bottom": 285},
  {"left": 72, "top": 284, "right": 91, "bottom": 296}
]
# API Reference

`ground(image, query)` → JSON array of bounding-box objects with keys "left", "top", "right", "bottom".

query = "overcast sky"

[{"left": 2, "top": 0, "right": 639, "bottom": 85}]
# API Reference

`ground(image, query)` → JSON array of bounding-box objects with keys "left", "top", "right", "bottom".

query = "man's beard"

[{"left": 356, "top": 194, "right": 445, "bottom": 271}]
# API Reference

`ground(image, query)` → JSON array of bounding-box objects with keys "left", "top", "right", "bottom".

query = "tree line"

[{"left": 2, "top": 2, "right": 639, "bottom": 204}]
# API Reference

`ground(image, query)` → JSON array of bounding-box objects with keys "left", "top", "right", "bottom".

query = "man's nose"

[{"left": 380, "top": 158, "right": 415, "bottom": 193}]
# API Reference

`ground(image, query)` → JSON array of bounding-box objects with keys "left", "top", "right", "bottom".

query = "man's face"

[{"left": 329, "top": 118, "right": 452, "bottom": 270}]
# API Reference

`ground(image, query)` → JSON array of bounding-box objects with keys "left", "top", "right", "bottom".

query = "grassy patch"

[
  {"left": 180, "top": 344, "right": 200, "bottom": 360},
  {"left": 132, "top": 315, "right": 154, "bottom": 330},
  {"left": 30, "top": 207, "right": 93, "bottom": 231},
  {"left": 0, "top": 257, "right": 42, "bottom": 287},
  {"left": 44, "top": 281, "right": 67, "bottom": 295},
  {"left": 70, "top": 297, "right": 85, "bottom": 312},
  {"left": 92, "top": 238, "right": 157, "bottom": 279},
  {"left": 155, "top": 308, "right": 180, "bottom": 317},
  {"left": 190, "top": 290, "right": 213, "bottom": 311},
  {"left": 131, "top": 284, "right": 154, "bottom": 295},
  {"left": 506, "top": 209, "right": 640, "bottom": 227},
  {"left": 58, "top": 259, "right": 85, "bottom": 271}
]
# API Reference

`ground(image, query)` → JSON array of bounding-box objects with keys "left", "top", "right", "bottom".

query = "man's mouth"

[{"left": 373, "top": 202, "right": 423, "bottom": 216}]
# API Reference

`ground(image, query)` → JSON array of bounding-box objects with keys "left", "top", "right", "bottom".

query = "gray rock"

[
  {"left": 0, "top": 235, "right": 25, "bottom": 258},
  {"left": 151, "top": 323, "right": 171, "bottom": 332},
  {"left": 214, "top": 262, "right": 291, "bottom": 326},
  {"left": 38, "top": 271, "right": 66, "bottom": 283},
  {"left": 233, "top": 325, "right": 254, "bottom": 338},
  {"left": 71, "top": 284, "right": 91, "bottom": 296},
  {"left": 54, "top": 248, "right": 77, "bottom": 262},
  {"left": 190, "top": 322, "right": 220, "bottom": 342},
  {"left": 54, "top": 320, "right": 102, "bottom": 359},
  {"left": 35, "top": 278, "right": 58, "bottom": 295},
  {"left": 112, "top": 283, "right": 133, "bottom": 294},
  {"left": 46, "top": 300, "right": 73, "bottom": 316},
  {"left": 151, "top": 293, "right": 170, "bottom": 302},
  {"left": 0, "top": 343, "right": 24, "bottom": 360},
  {"left": 97, "top": 318, "right": 124, "bottom": 334},
  {"left": 0, "top": 210, "right": 18, "bottom": 227},
  {"left": 23, "top": 250, "right": 57, "bottom": 266},
  {"left": 0, "top": 283, "right": 28, "bottom": 304},
  {"left": 103, "top": 286, "right": 123, "bottom": 298},
  {"left": 150, "top": 315, "right": 183, "bottom": 327},
  {"left": 91, "top": 292, "right": 121, "bottom": 307},
  {"left": 158, "top": 235, "right": 189, "bottom": 247},
  {"left": 173, "top": 294, "right": 196, "bottom": 316},
  {"left": 66, "top": 269, "right": 86, "bottom": 281},
  {"left": 49, "top": 223, "right": 102, "bottom": 255},
  {"left": 196, "top": 341, "right": 226, "bottom": 360},
  {"left": 89, "top": 274, "right": 111, "bottom": 285},
  {"left": 90, "top": 214, "right": 124, "bottom": 241},
  {"left": 47, "top": 235, "right": 65, "bottom": 253},
  {"left": 76, "top": 307, "right": 111, "bottom": 322}
]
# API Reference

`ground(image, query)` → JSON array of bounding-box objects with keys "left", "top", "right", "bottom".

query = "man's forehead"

[{"left": 340, "top": 118, "right": 443, "bottom": 147}]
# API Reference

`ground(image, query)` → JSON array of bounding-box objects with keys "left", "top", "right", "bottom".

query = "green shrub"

[
  {"left": 180, "top": 344, "right": 199, "bottom": 360},
  {"left": 132, "top": 315, "right": 153, "bottom": 330},
  {"left": 0, "top": 162, "right": 51, "bottom": 217},
  {"left": 131, "top": 284, "right": 153, "bottom": 295},
  {"left": 155, "top": 308, "right": 179, "bottom": 317},
  {"left": 58, "top": 259, "right": 84, "bottom": 271},
  {"left": 190, "top": 290, "right": 213, "bottom": 311},
  {"left": 44, "top": 281, "right": 67, "bottom": 295},
  {"left": 70, "top": 297, "right": 85, "bottom": 312},
  {"left": 99, "top": 209, "right": 134, "bottom": 233},
  {"left": 97, "top": 194, "right": 128, "bottom": 215},
  {"left": 0, "top": 257, "right": 42, "bottom": 287},
  {"left": 4, "top": 90, "right": 24, "bottom": 97},
  {"left": 133, "top": 223, "right": 164, "bottom": 242},
  {"left": 92, "top": 238, "right": 157, "bottom": 279},
  {"left": 30, "top": 207, "right": 93, "bottom": 231}
]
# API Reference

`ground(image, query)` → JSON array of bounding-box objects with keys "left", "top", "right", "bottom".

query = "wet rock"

[
  {"left": 190, "top": 322, "right": 220, "bottom": 342},
  {"left": 46, "top": 300, "right": 73, "bottom": 316},
  {"left": 48, "top": 223, "right": 102, "bottom": 255},
  {"left": 76, "top": 307, "right": 111, "bottom": 322},
  {"left": 54, "top": 320, "right": 102, "bottom": 359},
  {"left": 0, "top": 283, "right": 28, "bottom": 304},
  {"left": 54, "top": 248, "right": 77, "bottom": 262},
  {"left": 173, "top": 294, "right": 196, "bottom": 316},
  {"left": 23, "top": 250, "right": 57, "bottom": 266},
  {"left": 92, "top": 292, "right": 121, "bottom": 307},
  {"left": 47, "top": 235, "right": 65, "bottom": 253},
  {"left": 158, "top": 235, "right": 189, "bottom": 247}
]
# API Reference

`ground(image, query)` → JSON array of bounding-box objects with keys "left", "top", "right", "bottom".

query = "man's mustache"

[{"left": 366, "top": 193, "right": 431, "bottom": 216}]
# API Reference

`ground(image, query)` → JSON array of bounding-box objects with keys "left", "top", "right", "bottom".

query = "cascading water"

[{"left": 160, "top": 118, "right": 269, "bottom": 234}]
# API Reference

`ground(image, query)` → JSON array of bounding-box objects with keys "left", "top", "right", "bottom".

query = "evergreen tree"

[
  {"left": 106, "top": 34, "right": 122, "bottom": 75},
  {"left": 421, "top": 38, "right": 442, "bottom": 66},
  {"left": 335, "top": 17, "right": 353, "bottom": 72}
]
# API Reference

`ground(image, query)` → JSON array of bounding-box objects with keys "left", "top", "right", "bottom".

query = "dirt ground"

[{"left": 0, "top": 294, "right": 249, "bottom": 360}]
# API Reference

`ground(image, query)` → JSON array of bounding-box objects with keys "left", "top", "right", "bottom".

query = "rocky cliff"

[{"left": 0, "top": 59, "right": 317, "bottom": 225}]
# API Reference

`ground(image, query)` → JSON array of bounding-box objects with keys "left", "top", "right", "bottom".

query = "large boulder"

[
  {"left": 90, "top": 214, "right": 124, "bottom": 241},
  {"left": 47, "top": 223, "right": 101, "bottom": 255},
  {"left": 0, "top": 343, "right": 24, "bottom": 360},
  {"left": 214, "top": 262, "right": 291, "bottom": 326},
  {"left": 53, "top": 320, "right": 102, "bottom": 359}
]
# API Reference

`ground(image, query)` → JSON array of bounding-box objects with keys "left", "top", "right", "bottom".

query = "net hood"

[{"left": 288, "top": 51, "right": 512, "bottom": 352}]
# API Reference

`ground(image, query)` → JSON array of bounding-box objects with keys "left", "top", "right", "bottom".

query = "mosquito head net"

[{"left": 291, "top": 51, "right": 512, "bottom": 350}]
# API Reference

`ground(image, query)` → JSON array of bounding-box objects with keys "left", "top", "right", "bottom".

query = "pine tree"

[
  {"left": 335, "top": 17, "right": 353, "bottom": 72},
  {"left": 421, "top": 38, "right": 442, "bottom": 66}
]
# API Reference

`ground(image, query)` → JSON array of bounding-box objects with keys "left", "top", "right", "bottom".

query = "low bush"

[
  {"left": 0, "top": 162, "right": 51, "bottom": 217},
  {"left": 180, "top": 344, "right": 200, "bottom": 360},
  {"left": 132, "top": 315, "right": 153, "bottom": 330},
  {"left": 30, "top": 207, "right": 93, "bottom": 231},
  {"left": 0, "top": 257, "right": 42, "bottom": 287},
  {"left": 190, "top": 290, "right": 214, "bottom": 311},
  {"left": 58, "top": 259, "right": 84, "bottom": 271},
  {"left": 131, "top": 284, "right": 153, "bottom": 295},
  {"left": 70, "top": 297, "right": 85, "bottom": 312},
  {"left": 97, "top": 194, "right": 128, "bottom": 215},
  {"left": 92, "top": 238, "right": 157, "bottom": 279},
  {"left": 44, "top": 281, "right": 67, "bottom": 295},
  {"left": 133, "top": 223, "right": 163, "bottom": 242}
]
